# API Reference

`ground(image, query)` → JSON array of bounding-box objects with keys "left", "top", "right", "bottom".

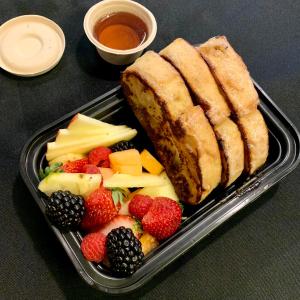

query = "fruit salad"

[{"left": 38, "top": 113, "right": 182, "bottom": 277}]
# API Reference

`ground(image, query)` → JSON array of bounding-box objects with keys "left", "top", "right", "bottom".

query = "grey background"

[{"left": 1, "top": 0, "right": 299, "bottom": 299}]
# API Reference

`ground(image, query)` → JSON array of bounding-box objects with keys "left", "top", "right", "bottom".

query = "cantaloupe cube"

[
  {"left": 112, "top": 164, "right": 142, "bottom": 176},
  {"left": 109, "top": 149, "right": 141, "bottom": 165},
  {"left": 99, "top": 167, "right": 114, "bottom": 180},
  {"left": 140, "top": 149, "right": 164, "bottom": 175}
]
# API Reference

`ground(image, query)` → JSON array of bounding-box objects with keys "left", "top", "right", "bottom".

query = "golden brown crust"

[
  {"left": 160, "top": 38, "right": 230, "bottom": 125},
  {"left": 125, "top": 51, "right": 194, "bottom": 122},
  {"left": 214, "top": 119, "right": 244, "bottom": 186},
  {"left": 237, "top": 110, "right": 269, "bottom": 174},
  {"left": 198, "top": 36, "right": 259, "bottom": 117}
]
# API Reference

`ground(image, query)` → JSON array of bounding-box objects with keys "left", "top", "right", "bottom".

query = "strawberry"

[
  {"left": 129, "top": 195, "right": 153, "bottom": 220},
  {"left": 82, "top": 164, "right": 101, "bottom": 174},
  {"left": 81, "top": 186, "right": 118, "bottom": 231},
  {"left": 142, "top": 197, "right": 182, "bottom": 240},
  {"left": 61, "top": 158, "right": 88, "bottom": 173},
  {"left": 99, "top": 215, "right": 142, "bottom": 239},
  {"left": 81, "top": 232, "right": 106, "bottom": 263},
  {"left": 88, "top": 147, "right": 112, "bottom": 167}
]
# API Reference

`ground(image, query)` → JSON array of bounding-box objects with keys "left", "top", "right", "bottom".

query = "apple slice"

[
  {"left": 38, "top": 173, "right": 102, "bottom": 198},
  {"left": 68, "top": 114, "right": 116, "bottom": 131},
  {"left": 103, "top": 173, "right": 165, "bottom": 188},
  {"left": 46, "top": 129, "right": 137, "bottom": 161},
  {"left": 55, "top": 127, "right": 131, "bottom": 144}
]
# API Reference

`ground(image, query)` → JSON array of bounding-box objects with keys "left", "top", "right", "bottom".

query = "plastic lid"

[{"left": 0, "top": 15, "right": 65, "bottom": 77}]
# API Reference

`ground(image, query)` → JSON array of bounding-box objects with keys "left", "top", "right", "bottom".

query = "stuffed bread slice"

[
  {"left": 160, "top": 38, "right": 244, "bottom": 186},
  {"left": 121, "top": 51, "right": 202, "bottom": 204},
  {"left": 198, "top": 36, "right": 269, "bottom": 174}
]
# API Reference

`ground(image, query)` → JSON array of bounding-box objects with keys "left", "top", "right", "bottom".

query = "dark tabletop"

[{"left": 1, "top": 0, "right": 300, "bottom": 299}]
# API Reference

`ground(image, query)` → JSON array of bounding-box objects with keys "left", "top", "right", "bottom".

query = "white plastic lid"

[{"left": 0, "top": 15, "right": 65, "bottom": 77}]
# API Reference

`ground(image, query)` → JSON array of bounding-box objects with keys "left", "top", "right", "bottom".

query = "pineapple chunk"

[
  {"left": 140, "top": 232, "right": 159, "bottom": 255},
  {"left": 49, "top": 153, "right": 86, "bottom": 165},
  {"left": 46, "top": 129, "right": 137, "bottom": 161},
  {"left": 38, "top": 173, "right": 101, "bottom": 198},
  {"left": 140, "top": 149, "right": 164, "bottom": 175},
  {"left": 103, "top": 173, "right": 165, "bottom": 188}
]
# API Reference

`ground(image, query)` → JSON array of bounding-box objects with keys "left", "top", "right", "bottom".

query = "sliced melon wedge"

[
  {"left": 103, "top": 173, "right": 165, "bottom": 188},
  {"left": 136, "top": 171, "right": 179, "bottom": 202}
]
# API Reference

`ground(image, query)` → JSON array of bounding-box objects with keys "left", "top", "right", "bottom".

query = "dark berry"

[
  {"left": 106, "top": 226, "right": 144, "bottom": 276},
  {"left": 45, "top": 190, "right": 85, "bottom": 232},
  {"left": 110, "top": 141, "right": 135, "bottom": 152}
]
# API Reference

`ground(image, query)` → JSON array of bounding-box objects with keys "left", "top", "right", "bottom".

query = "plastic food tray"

[{"left": 20, "top": 82, "right": 300, "bottom": 294}]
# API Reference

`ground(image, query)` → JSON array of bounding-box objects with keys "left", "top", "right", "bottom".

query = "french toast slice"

[
  {"left": 237, "top": 110, "right": 269, "bottom": 174},
  {"left": 214, "top": 119, "right": 244, "bottom": 185},
  {"left": 160, "top": 38, "right": 230, "bottom": 125},
  {"left": 178, "top": 106, "right": 222, "bottom": 200},
  {"left": 122, "top": 51, "right": 222, "bottom": 203},
  {"left": 198, "top": 36, "right": 259, "bottom": 117},
  {"left": 121, "top": 52, "right": 202, "bottom": 204},
  {"left": 198, "top": 36, "right": 269, "bottom": 174},
  {"left": 160, "top": 38, "right": 244, "bottom": 186}
]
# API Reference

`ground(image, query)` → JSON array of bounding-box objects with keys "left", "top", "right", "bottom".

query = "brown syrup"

[{"left": 94, "top": 12, "right": 148, "bottom": 50}]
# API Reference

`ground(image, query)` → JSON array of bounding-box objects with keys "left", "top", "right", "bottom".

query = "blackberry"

[
  {"left": 106, "top": 226, "right": 144, "bottom": 276},
  {"left": 45, "top": 190, "right": 85, "bottom": 232},
  {"left": 111, "top": 141, "right": 135, "bottom": 152}
]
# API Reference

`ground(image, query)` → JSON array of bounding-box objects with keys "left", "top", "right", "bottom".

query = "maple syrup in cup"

[
  {"left": 94, "top": 12, "right": 148, "bottom": 50},
  {"left": 84, "top": 0, "right": 157, "bottom": 65}
]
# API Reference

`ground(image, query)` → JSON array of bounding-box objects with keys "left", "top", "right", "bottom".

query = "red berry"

[
  {"left": 81, "top": 186, "right": 118, "bottom": 231},
  {"left": 81, "top": 232, "right": 106, "bottom": 263},
  {"left": 82, "top": 164, "right": 101, "bottom": 174},
  {"left": 88, "top": 147, "right": 112, "bottom": 167},
  {"left": 61, "top": 158, "right": 89, "bottom": 173},
  {"left": 142, "top": 197, "right": 182, "bottom": 240},
  {"left": 129, "top": 195, "right": 153, "bottom": 220}
]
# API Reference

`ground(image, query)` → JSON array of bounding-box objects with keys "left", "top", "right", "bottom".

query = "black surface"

[{"left": 1, "top": 0, "right": 299, "bottom": 299}]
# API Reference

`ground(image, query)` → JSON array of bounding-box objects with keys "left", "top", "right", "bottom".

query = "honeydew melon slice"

[
  {"left": 38, "top": 173, "right": 102, "bottom": 198},
  {"left": 103, "top": 173, "right": 165, "bottom": 188},
  {"left": 136, "top": 171, "right": 179, "bottom": 202},
  {"left": 46, "top": 129, "right": 137, "bottom": 161}
]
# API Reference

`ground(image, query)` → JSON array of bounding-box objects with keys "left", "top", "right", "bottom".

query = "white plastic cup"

[{"left": 83, "top": 0, "right": 157, "bottom": 65}]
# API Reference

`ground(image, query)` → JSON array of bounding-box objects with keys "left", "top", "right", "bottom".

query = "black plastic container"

[{"left": 20, "top": 82, "right": 300, "bottom": 294}]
